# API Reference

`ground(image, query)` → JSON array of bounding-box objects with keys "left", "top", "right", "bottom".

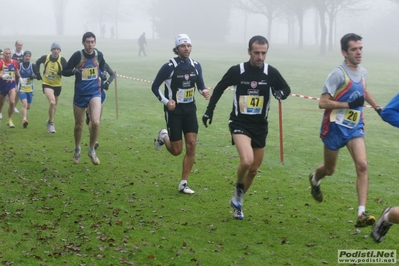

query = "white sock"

[
  {"left": 358, "top": 206, "right": 365, "bottom": 216},
  {"left": 311, "top": 176, "right": 320, "bottom": 186}
]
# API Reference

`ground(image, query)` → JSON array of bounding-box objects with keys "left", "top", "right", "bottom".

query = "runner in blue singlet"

[
  {"left": 308, "top": 33, "right": 382, "bottom": 228},
  {"left": 63, "top": 32, "right": 106, "bottom": 166}
]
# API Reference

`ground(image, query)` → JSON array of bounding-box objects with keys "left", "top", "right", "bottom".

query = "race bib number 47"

[{"left": 239, "top": 95, "right": 264, "bottom": 115}]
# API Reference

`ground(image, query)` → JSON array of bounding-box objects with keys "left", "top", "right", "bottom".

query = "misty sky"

[{"left": 0, "top": 0, "right": 398, "bottom": 47}]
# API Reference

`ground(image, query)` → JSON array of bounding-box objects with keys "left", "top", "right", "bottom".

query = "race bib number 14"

[{"left": 82, "top": 68, "right": 98, "bottom": 80}]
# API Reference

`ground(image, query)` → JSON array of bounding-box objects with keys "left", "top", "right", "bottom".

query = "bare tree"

[
  {"left": 325, "top": 0, "right": 366, "bottom": 51},
  {"left": 133, "top": 0, "right": 159, "bottom": 39},
  {"left": 233, "top": 0, "right": 283, "bottom": 41},
  {"left": 312, "top": 0, "right": 369, "bottom": 55},
  {"left": 52, "top": 0, "right": 68, "bottom": 35},
  {"left": 82, "top": 0, "right": 135, "bottom": 39},
  {"left": 312, "top": 0, "right": 328, "bottom": 55},
  {"left": 108, "top": 0, "right": 138, "bottom": 39},
  {"left": 280, "top": 0, "right": 312, "bottom": 48},
  {"left": 83, "top": 0, "right": 109, "bottom": 36}
]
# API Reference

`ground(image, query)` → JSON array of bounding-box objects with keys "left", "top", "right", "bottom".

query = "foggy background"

[{"left": 1, "top": 0, "right": 399, "bottom": 53}]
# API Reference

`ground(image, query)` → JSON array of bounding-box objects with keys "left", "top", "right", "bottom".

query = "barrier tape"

[{"left": 115, "top": 73, "right": 373, "bottom": 108}]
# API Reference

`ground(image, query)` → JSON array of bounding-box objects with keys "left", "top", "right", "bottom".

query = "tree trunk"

[
  {"left": 318, "top": 9, "right": 327, "bottom": 55},
  {"left": 328, "top": 14, "right": 334, "bottom": 52},
  {"left": 298, "top": 14, "right": 304, "bottom": 49}
]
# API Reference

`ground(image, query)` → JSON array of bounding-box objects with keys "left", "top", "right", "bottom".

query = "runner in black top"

[
  {"left": 152, "top": 34, "right": 210, "bottom": 194},
  {"left": 203, "top": 35, "right": 290, "bottom": 220}
]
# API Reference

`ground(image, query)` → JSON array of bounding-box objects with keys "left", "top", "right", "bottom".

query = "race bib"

[
  {"left": 82, "top": 67, "right": 98, "bottom": 80},
  {"left": 176, "top": 88, "right": 194, "bottom": 103},
  {"left": 45, "top": 68, "right": 57, "bottom": 79},
  {"left": 239, "top": 95, "right": 264, "bottom": 115},
  {"left": 20, "top": 78, "right": 33, "bottom": 92},
  {"left": 330, "top": 109, "right": 361, "bottom": 128}
]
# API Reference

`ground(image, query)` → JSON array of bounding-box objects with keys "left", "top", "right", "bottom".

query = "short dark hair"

[
  {"left": 248, "top": 35, "right": 269, "bottom": 51},
  {"left": 341, "top": 33, "right": 362, "bottom": 52},
  {"left": 82, "top": 32, "right": 96, "bottom": 42}
]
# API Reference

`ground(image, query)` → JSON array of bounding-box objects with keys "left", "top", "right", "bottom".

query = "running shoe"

[
  {"left": 230, "top": 187, "right": 244, "bottom": 209},
  {"left": 154, "top": 129, "right": 168, "bottom": 150},
  {"left": 0, "top": 113, "right": 2, "bottom": 119},
  {"left": 95, "top": 141, "right": 99, "bottom": 149},
  {"left": 73, "top": 148, "right": 81, "bottom": 164},
  {"left": 309, "top": 172, "right": 323, "bottom": 202},
  {"left": 14, "top": 107, "right": 19, "bottom": 113},
  {"left": 46, "top": 120, "right": 56, "bottom": 133},
  {"left": 23, "top": 119, "right": 28, "bottom": 128},
  {"left": 371, "top": 207, "right": 392, "bottom": 242},
  {"left": 233, "top": 208, "right": 244, "bottom": 220},
  {"left": 7, "top": 119, "right": 15, "bottom": 128},
  {"left": 88, "top": 150, "right": 100, "bottom": 165},
  {"left": 178, "top": 182, "right": 194, "bottom": 194},
  {"left": 355, "top": 212, "right": 376, "bottom": 227}
]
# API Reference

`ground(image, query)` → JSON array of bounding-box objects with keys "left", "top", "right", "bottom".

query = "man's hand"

[
  {"left": 102, "top": 82, "right": 109, "bottom": 90},
  {"left": 348, "top": 96, "right": 364, "bottom": 109},
  {"left": 272, "top": 89, "right": 284, "bottom": 101},
  {"left": 101, "top": 72, "right": 107, "bottom": 81},
  {"left": 375, "top": 106, "right": 382, "bottom": 116},
  {"left": 2, "top": 73, "right": 11, "bottom": 80},
  {"left": 166, "top": 100, "right": 176, "bottom": 111},
  {"left": 202, "top": 89, "right": 210, "bottom": 100},
  {"left": 202, "top": 110, "right": 213, "bottom": 128},
  {"left": 35, "top": 73, "right": 42, "bottom": 80},
  {"left": 19, "top": 77, "right": 26, "bottom": 86}
]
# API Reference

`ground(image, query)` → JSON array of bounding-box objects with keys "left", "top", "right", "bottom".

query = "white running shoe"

[
  {"left": 178, "top": 182, "right": 195, "bottom": 194},
  {"left": 49, "top": 123, "right": 56, "bottom": 133},
  {"left": 233, "top": 208, "right": 244, "bottom": 220},
  {"left": 230, "top": 187, "right": 244, "bottom": 209},
  {"left": 73, "top": 148, "right": 81, "bottom": 164},
  {"left": 154, "top": 129, "right": 168, "bottom": 150},
  {"left": 14, "top": 107, "right": 19, "bottom": 113},
  {"left": 88, "top": 150, "right": 100, "bottom": 165},
  {"left": 46, "top": 120, "right": 56, "bottom": 133},
  {"left": 371, "top": 207, "right": 392, "bottom": 243},
  {"left": 0, "top": 113, "right": 2, "bottom": 119}
]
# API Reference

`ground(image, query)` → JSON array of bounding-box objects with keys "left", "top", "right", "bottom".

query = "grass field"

[{"left": 1, "top": 35, "right": 399, "bottom": 265}]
